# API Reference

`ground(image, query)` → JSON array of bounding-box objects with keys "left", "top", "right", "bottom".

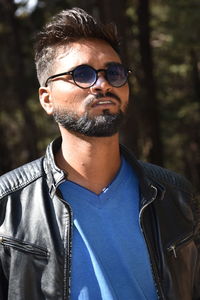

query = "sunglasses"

[{"left": 45, "top": 63, "right": 132, "bottom": 88}]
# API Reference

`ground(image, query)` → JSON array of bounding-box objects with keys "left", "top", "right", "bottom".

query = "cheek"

[
  {"left": 118, "top": 85, "right": 129, "bottom": 105},
  {"left": 51, "top": 86, "right": 88, "bottom": 113}
]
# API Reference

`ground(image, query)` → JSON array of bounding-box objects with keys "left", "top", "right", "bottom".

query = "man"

[{"left": 0, "top": 7, "right": 199, "bottom": 300}]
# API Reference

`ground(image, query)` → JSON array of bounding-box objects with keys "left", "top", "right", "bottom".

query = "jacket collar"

[
  {"left": 43, "top": 137, "right": 65, "bottom": 197},
  {"left": 44, "top": 137, "right": 165, "bottom": 203}
]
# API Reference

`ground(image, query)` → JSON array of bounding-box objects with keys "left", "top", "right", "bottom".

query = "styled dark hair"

[{"left": 34, "top": 7, "right": 120, "bottom": 86}]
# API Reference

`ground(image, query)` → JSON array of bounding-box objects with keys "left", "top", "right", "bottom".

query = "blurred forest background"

[{"left": 0, "top": 0, "right": 199, "bottom": 195}]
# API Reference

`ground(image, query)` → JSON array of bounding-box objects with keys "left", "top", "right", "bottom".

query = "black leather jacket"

[{"left": 0, "top": 138, "right": 199, "bottom": 300}]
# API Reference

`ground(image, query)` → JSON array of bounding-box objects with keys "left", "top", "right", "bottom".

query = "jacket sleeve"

[
  {"left": 194, "top": 240, "right": 200, "bottom": 299},
  {"left": 193, "top": 194, "right": 200, "bottom": 300},
  {"left": 0, "top": 258, "right": 8, "bottom": 299},
  {"left": 0, "top": 196, "right": 9, "bottom": 299}
]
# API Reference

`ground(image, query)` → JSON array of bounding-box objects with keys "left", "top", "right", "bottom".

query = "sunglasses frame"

[{"left": 45, "top": 63, "right": 132, "bottom": 88}]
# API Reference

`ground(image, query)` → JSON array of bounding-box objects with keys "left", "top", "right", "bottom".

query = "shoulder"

[
  {"left": 120, "top": 144, "right": 193, "bottom": 195},
  {"left": 0, "top": 157, "right": 44, "bottom": 199},
  {"left": 139, "top": 160, "right": 193, "bottom": 195}
]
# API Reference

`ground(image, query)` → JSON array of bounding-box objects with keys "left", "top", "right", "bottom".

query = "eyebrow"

[
  {"left": 104, "top": 61, "right": 121, "bottom": 68},
  {"left": 66, "top": 61, "right": 122, "bottom": 73}
]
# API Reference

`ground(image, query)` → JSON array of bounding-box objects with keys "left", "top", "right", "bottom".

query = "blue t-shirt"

[{"left": 59, "top": 156, "right": 157, "bottom": 300}]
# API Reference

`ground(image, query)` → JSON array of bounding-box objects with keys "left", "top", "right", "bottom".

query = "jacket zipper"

[
  {"left": 0, "top": 236, "right": 48, "bottom": 257},
  {"left": 139, "top": 185, "right": 165, "bottom": 300},
  {"left": 64, "top": 201, "right": 73, "bottom": 300},
  {"left": 167, "top": 233, "right": 193, "bottom": 259}
]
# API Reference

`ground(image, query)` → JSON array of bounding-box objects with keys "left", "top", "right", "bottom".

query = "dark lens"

[
  {"left": 73, "top": 65, "right": 96, "bottom": 88},
  {"left": 107, "top": 63, "right": 127, "bottom": 87}
]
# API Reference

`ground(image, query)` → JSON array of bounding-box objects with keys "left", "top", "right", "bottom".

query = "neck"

[{"left": 56, "top": 129, "right": 121, "bottom": 194}]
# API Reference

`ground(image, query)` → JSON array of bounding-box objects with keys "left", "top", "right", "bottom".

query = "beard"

[{"left": 53, "top": 108, "right": 125, "bottom": 137}]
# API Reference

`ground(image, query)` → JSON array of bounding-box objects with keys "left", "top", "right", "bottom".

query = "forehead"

[{"left": 53, "top": 38, "right": 121, "bottom": 71}]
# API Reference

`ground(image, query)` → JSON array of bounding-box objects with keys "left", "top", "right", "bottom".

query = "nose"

[{"left": 89, "top": 73, "right": 112, "bottom": 94}]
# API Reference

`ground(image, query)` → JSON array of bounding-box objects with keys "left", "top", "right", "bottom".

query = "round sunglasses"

[{"left": 45, "top": 63, "right": 132, "bottom": 88}]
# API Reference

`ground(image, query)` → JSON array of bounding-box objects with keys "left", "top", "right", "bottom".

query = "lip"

[{"left": 91, "top": 98, "right": 117, "bottom": 108}]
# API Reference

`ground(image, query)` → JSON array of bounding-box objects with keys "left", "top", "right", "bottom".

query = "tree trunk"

[
  {"left": 190, "top": 49, "right": 200, "bottom": 103},
  {"left": 136, "top": 0, "right": 163, "bottom": 165}
]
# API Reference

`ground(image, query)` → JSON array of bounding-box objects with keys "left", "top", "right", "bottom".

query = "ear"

[{"left": 39, "top": 86, "right": 54, "bottom": 115}]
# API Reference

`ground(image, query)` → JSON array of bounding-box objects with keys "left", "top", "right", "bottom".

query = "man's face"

[{"left": 39, "top": 38, "right": 130, "bottom": 137}]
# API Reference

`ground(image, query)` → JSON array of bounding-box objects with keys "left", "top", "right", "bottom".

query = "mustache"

[{"left": 85, "top": 92, "right": 121, "bottom": 106}]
